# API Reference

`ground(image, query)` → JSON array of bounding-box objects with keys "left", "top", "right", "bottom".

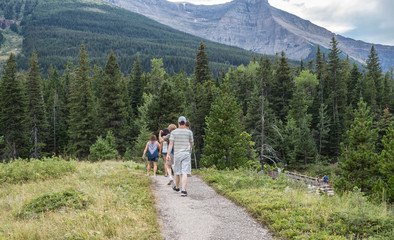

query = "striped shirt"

[{"left": 169, "top": 128, "right": 194, "bottom": 155}]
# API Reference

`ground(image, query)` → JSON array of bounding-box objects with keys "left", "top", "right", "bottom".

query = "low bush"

[
  {"left": 0, "top": 157, "right": 76, "bottom": 184},
  {"left": 18, "top": 190, "right": 91, "bottom": 218},
  {"left": 198, "top": 168, "right": 393, "bottom": 240},
  {"left": 88, "top": 131, "right": 119, "bottom": 161}
]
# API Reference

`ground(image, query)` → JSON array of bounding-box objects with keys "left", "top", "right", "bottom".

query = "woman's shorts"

[
  {"left": 148, "top": 157, "right": 158, "bottom": 162},
  {"left": 162, "top": 152, "right": 167, "bottom": 157}
]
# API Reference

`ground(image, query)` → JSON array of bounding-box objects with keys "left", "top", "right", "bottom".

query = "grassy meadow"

[
  {"left": 198, "top": 168, "right": 393, "bottom": 240},
  {"left": 0, "top": 158, "right": 161, "bottom": 240}
]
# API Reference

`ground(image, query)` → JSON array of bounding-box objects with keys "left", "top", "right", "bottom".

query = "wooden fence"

[{"left": 268, "top": 170, "right": 335, "bottom": 195}]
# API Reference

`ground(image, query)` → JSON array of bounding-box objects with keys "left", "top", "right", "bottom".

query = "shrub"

[
  {"left": 19, "top": 190, "right": 91, "bottom": 218},
  {"left": 0, "top": 157, "right": 76, "bottom": 184},
  {"left": 89, "top": 131, "right": 119, "bottom": 161}
]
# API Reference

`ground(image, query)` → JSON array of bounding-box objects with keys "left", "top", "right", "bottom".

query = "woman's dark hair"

[
  {"left": 162, "top": 128, "right": 170, "bottom": 136},
  {"left": 185, "top": 121, "right": 190, "bottom": 128},
  {"left": 150, "top": 135, "right": 157, "bottom": 141}
]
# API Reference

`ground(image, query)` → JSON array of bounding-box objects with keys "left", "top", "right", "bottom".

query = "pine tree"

[
  {"left": 270, "top": 51, "right": 294, "bottom": 122},
  {"left": 316, "top": 103, "right": 331, "bottom": 155},
  {"left": 129, "top": 57, "right": 144, "bottom": 116},
  {"left": 145, "top": 58, "right": 167, "bottom": 95},
  {"left": 365, "top": 45, "right": 383, "bottom": 112},
  {"left": 378, "top": 124, "right": 393, "bottom": 202},
  {"left": 326, "top": 36, "right": 347, "bottom": 156},
  {"left": 26, "top": 51, "right": 49, "bottom": 158},
  {"left": 348, "top": 63, "right": 362, "bottom": 107},
  {"left": 195, "top": 41, "right": 211, "bottom": 85},
  {"left": 138, "top": 80, "right": 184, "bottom": 134},
  {"left": 376, "top": 108, "right": 393, "bottom": 152},
  {"left": 100, "top": 53, "right": 124, "bottom": 136},
  {"left": 337, "top": 99, "right": 379, "bottom": 194},
  {"left": 0, "top": 53, "right": 28, "bottom": 160},
  {"left": 67, "top": 43, "right": 96, "bottom": 158},
  {"left": 190, "top": 42, "right": 214, "bottom": 160},
  {"left": 201, "top": 80, "right": 255, "bottom": 170}
]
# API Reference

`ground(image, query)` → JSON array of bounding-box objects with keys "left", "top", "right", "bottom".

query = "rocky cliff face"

[{"left": 104, "top": 0, "right": 394, "bottom": 71}]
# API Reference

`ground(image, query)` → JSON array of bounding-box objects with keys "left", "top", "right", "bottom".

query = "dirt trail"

[{"left": 152, "top": 175, "right": 273, "bottom": 240}]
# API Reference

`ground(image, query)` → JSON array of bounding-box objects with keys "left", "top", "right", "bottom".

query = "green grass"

[
  {"left": 0, "top": 161, "right": 162, "bottom": 239},
  {"left": 198, "top": 168, "right": 393, "bottom": 240},
  {"left": 0, "top": 157, "right": 76, "bottom": 184}
]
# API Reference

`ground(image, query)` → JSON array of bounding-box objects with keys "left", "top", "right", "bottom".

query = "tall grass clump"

[
  {"left": 0, "top": 156, "right": 76, "bottom": 184},
  {"left": 0, "top": 161, "right": 161, "bottom": 239},
  {"left": 198, "top": 168, "right": 393, "bottom": 240}
]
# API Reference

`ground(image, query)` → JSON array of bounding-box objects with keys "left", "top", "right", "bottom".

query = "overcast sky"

[{"left": 168, "top": 0, "right": 394, "bottom": 46}]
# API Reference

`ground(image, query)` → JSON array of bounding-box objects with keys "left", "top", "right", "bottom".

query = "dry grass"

[{"left": 0, "top": 161, "right": 162, "bottom": 240}]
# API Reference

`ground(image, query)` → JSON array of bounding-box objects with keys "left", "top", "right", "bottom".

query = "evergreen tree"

[
  {"left": 365, "top": 45, "right": 383, "bottom": 112},
  {"left": 88, "top": 130, "right": 119, "bottom": 161},
  {"left": 285, "top": 70, "right": 318, "bottom": 166},
  {"left": 145, "top": 58, "right": 167, "bottom": 95},
  {"left": 270, "top": 51, "right": 294, "bottom": 122},
  {"left": 0, "top": 53, "right": 28, "bottom": 160},
  {"left": 378, "top": 124, "right": 394, "bottom": 202},
  {"left": 201, "top": 80, "right": 255, "bottom": 170},
  {"left": 99, "top": 51, "right": 130, "bottom": 153},
  {"left": 195, "top": 41, "right": 211, "bottom": 85},
  {"left": 26, "top": 52, "right": 49, "bottom": 158},
  {"left": 326, "top": 36, "right": 347, "bottom": 156},
  {"left": 129, "top": 57, "right": 144, "bottom": 116},
  {"left": 376, "top": 108, "right": 393, "bottom": 152},
  {"left": 316, "top": 103, "right": 331, "bottom": 155},
  {"left": 190, "top": 42, "right": 214, "bottom": 160},
  {"left": 348, "top": 63, "right": 362, "bottom": 107},
  {"left": 44, "top": 65, "right": 67, "bottom": 155},
  {"left": 337, "top": 99, "right": 379, "bottom": 194},
  {"left": 138, "top": 80, "right": 184, "bottom": 134},
  {"left": 67, "top": 43, "right": 96, "bottom": 158}
]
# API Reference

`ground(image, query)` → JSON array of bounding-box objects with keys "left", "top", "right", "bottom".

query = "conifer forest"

[{"left": 1, "top": 38, "right": 393, "bottom": 202}]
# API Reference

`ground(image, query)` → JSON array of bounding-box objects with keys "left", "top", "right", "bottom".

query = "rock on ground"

[{"left": 152, "top": 175, "right": 273, "bottom": 240}]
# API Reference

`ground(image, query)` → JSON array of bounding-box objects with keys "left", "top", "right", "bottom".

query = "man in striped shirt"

[{"left": 166, "top": 116, "right": 194, "bottom": 197}]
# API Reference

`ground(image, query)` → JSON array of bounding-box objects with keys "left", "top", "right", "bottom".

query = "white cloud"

[{"left": 268, "top": 0, "right": 394, "bottom": 45}]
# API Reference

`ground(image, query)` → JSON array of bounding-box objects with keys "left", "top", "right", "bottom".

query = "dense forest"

[
  {"left": 1, "top": 35, "right": 393, "bottom": 202},
  {"left": 0, "top": 0, "right": 278, "bottom": 76},
  {"left": 0, "top": 0, "right": 393, "bottom": 203}
]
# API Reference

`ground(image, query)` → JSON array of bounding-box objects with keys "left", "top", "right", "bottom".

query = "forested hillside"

[{"left": 0, "top": 0, "right": 264, "bottom": 75}]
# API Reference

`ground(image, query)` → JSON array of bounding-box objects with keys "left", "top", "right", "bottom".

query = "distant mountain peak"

[{"left": 105, "top": 0, "right": 394, "bottom": 71}]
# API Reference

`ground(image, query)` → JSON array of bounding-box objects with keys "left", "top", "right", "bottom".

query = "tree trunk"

[{"left": 261, "top": 78, "right": 265, "bottom": 172}]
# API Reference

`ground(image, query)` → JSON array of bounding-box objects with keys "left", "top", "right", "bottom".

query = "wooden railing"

[{"left": 268, "top": 170, "right": 335, "bottom": 195}]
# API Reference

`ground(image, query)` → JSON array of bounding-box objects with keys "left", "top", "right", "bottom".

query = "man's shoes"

[
  {"left": 172, "top": 186, "right": 180, "bottom": 192},
  {"left": 181, "top": 190, "right": 188, "bottom": 197}
]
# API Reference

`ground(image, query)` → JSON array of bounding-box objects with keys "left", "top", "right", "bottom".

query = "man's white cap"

[{"left": 178, "top": 116, "right": 186, "bottom": 123}]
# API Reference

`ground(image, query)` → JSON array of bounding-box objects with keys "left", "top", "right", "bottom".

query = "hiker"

[
  {"left": 160, "top": 128, "right": 170, "bottom": 177},
  {"left": 166, "top": 116, "right": 194, "bottom": 197},
  {"left": 142, "top": 135, "right": 161, "bottom": 177},
  {"left": 160, "top": 124, "right": 177, "bottom": 185}
]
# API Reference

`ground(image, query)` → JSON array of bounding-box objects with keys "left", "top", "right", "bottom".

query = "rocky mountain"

[{"left": 104, "top": 0, "right": 394, "bottom": 71}]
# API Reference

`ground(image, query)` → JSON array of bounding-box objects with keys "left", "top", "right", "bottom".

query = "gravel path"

[{"left": 152, "top": 175, "right": 273, "bottom": 240}]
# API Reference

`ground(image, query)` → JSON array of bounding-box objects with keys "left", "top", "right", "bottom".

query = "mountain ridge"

[{"left": 104, "top": 0, "right": 394, "bottom": 71}]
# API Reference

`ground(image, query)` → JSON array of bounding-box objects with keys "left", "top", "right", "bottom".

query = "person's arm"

[
  {"left": 189, "top": 131, "right": 194, "bottom": 149},
  {"left": 142, "top": 142, "right": 149, "bottom": 159},
  {"left": 159, "top": 130, "right": 164, "bottom": 143},
  {"left": 166, "top": 140, "right": 174, "bottom": 162},
  {"left": 157, "top": 142, "right": 161, "bottom": 157}
]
